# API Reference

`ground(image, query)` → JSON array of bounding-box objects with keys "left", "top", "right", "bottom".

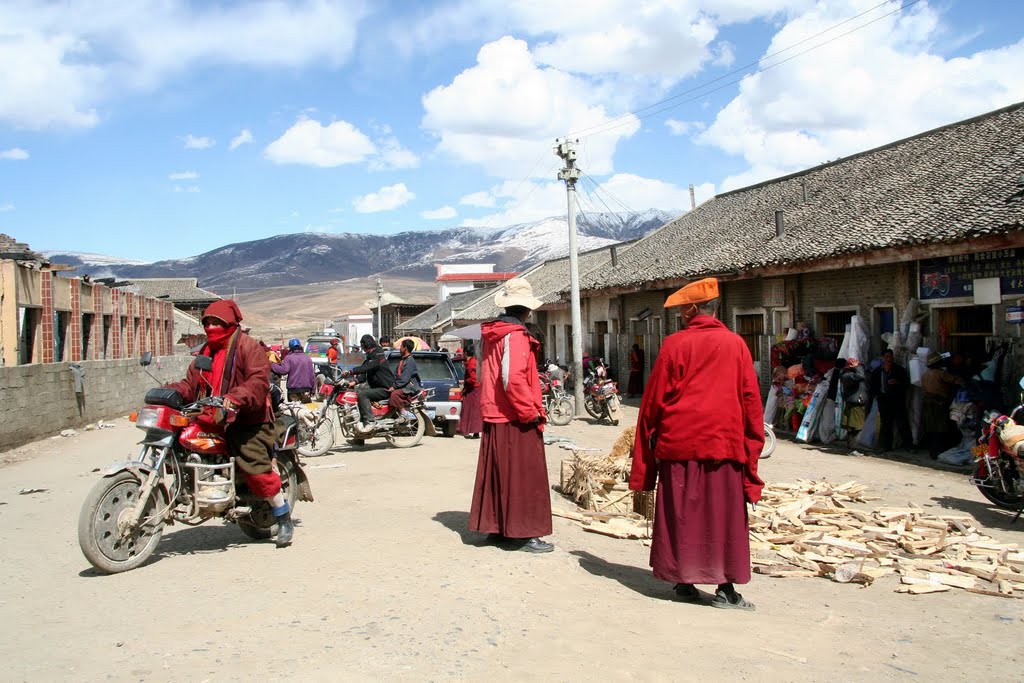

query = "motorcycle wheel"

[
  {"left": 583, "top": 395, "right": 601, "bottom": 419},
  {"left": 548, "top": 397, "right": 575, "bottom": 426},
  {"left": 387, "top": 412, "right": 426, "bottom": 449},
  {"left": 762, "top": 425, "right": 777, "bottom": 459},
  {"left": 297, "top": 414, "right": 334, "bottom": 458},
  {"left": 238, "top": 456, "right": 300, "bottom": 541},
  {"left": 78, "top": 470, "right": 167, "bottom": 574},
  {"left": 973, "top": 461, "right": 1024, "bottom": 510}
]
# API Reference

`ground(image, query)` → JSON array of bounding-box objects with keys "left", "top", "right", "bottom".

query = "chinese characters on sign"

[{"left": 918, "top": 249, "right": 1024, "bottom": 300}]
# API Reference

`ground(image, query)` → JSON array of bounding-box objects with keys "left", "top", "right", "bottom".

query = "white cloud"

[
  {"left": 174, "top": 185, "right": 200, "bottom": 193},
  {"left": 459, "top": 191, "right": 496, "bottom": 208},
  {"left": 0, "top": 203, "right": 13, "bottom": 212},
  {"left": 665, "top": 119, "right": 705, "bottom": 136},
  {"left": 422, "top": 37, "right": 640, "bottom": 178},
  {"left": 265, "top": 117, "right": 376, "bottom": 167},
  {"left": 699, "top": 1, "right": 1024, "bottom": 191},
  {"left": 459, "top": 180, "right": 566, "bottom": 227},
  {"left": 182, "top": 134, "right": 214, "bottom": 149},
  {"left": 369, "top": 136, "right": 420, "bottom": 171},
  {"left": 0, "top": 148, "right": 29, "bottom": 160},
  {"left": 421, "top": 206, "right": 457, "bottom": 220},
  {"left": 229, "top": 128, "right": 253, "bottom": 150},
  {"left": 353, "top": 183, "right": 415, "bottom": 213},
  {"left": 0, "top": 1, "right": 368, "bottom": 130},
  {"left": 591, "top": 174, "right": 713, "bottom": 211},
  {"left": 168, "top": 170, "right": 199, "bottom": 180}
]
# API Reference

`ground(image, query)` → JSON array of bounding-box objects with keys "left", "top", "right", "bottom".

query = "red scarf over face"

[{"left": 204, "top": 324, "right": 236, "bottom": 395}]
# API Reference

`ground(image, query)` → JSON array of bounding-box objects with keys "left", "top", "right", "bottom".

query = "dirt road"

[{"left": 1, "top": 404, "right": 1021, "bottom": 681}]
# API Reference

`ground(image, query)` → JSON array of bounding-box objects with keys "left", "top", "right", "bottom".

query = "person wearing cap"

[
  {"left": 326, "top": 337, "right": 340, "bottom": 365},
  {"left": 164, "top": 299, "right": 296, "bottom": 546},
  {"left": 920, "top": 351, "right": 963, "bottom": 459},
  {"left": 629, "top": 277, "right": 764, "bottom": 610},
  {"left": 468, "top": 278, "right": 553, "bottom": 553},
  {"left": 271, "top": 338, "right": 316, "bottom": 403}
]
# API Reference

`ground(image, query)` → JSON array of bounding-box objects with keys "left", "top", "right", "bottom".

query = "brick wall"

[{"left": 0, "top": 354, "right": 193, "bottom": 451}]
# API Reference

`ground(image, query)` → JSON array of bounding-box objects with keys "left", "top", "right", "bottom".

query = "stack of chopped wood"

[
  {"left": 560, "top": 426, "right": 635, "bottom": 513},
  {"left": 748, "top": 479, "right": 1022, "bottom": 597},
  {"left": 554, "top": 477, "right": 1024, "bottom": 599}
]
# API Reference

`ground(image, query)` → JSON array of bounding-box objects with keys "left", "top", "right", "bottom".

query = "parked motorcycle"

[
  {"left": 78, "top": 353, "right": 314, "bottom": 574},
  {"left": 582, "top": 363, "right": 621, "bottom": 426},
  {"left": 761, "top": 422, "right": 777, "bottom": 459},
  {"left": 972, "top": 398, "right": 1024, "bottom": 519},
  {"left": 539, "top": 371, "right": 574, "bottom": 426}
]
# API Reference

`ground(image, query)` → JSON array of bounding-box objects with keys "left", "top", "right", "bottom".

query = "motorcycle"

[
  {"left": 78, "top": 352, "right": 314, "bottom": 574},
  {"left": 582, "top": 362, "right": 621, "bottom": 426},
  {"left": 762, "top": 422, "right": 777, "bottom": 459},
  {"left": 329, "top": 377, "right": 435, "bottom": 448},
  {"left": 971, "top": 397, "right": 1024, "bottom": 520},
  {"left": 539, "top": 371, "right": 574, "bottom": 426}
]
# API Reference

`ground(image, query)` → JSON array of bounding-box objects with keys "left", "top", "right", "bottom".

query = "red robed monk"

[
  {"left": 629, "top": 277, "right": 764, "bottom": 610},
  {"left": 165, "top": 299, "right": 296, "bottom": 547}
]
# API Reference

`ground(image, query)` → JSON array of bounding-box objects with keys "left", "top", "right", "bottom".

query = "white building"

[
  {"left": 435, "top": 263, "right": 517, "bottom": 302},
  {"left": 336, "top": 313, "right": 374, "bottom": 349}
]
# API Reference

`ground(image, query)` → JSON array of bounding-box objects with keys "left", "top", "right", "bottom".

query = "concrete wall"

[{"left": 0, "top": 354, "right": 193, "bottom": 451}]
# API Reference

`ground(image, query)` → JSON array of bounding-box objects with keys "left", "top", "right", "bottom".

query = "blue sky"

[{"left": 1, "top": 0, "right": 1023, "bottom": 262}]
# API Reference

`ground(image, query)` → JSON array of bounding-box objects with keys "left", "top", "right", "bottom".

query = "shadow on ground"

[
  {"left": 570, "top": 550, "right": 675, "bottom": 601},
  {"left": 929, "top": 495, "right": 1023, "bottom": 530}
]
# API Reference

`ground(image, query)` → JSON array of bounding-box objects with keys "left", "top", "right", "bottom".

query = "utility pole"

[
  {"left": 555, "top": 138, "right": 585, "bottom": 416},
  {"left": 375, "top": 277, "right": 383, "bottom": 339}
]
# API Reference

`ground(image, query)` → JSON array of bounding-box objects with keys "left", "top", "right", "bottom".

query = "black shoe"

[
  {"left": 673, "top": 583, "right": 700, "bottom": 603},
  {"left": 275, "top": 513, "right": 294, "bottom": 547},
  {"left": 485, "top": 532, "right": 505, "bottom": 544},
  {"left": 516, "top": 537, "right": 554, "bottom": 553}
]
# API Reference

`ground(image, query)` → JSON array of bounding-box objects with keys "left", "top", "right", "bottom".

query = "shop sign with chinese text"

[{"left": 918, "top": 248, "right": 1024, "bottom": 300}]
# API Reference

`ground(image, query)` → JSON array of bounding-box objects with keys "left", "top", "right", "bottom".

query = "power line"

[{"left": 569, "top": 0, "right": 922, "bottom": 140}]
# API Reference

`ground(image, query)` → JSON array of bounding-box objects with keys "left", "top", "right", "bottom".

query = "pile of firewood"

[
  {"left": 560, "top": 427, "right": 635, "bottom": 514},
  {"left": 553, "top": 477, "right": 1024, "bottom": 598}
]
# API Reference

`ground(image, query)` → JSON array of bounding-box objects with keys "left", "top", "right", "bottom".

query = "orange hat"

[{"left": 664, "top": 278, "right": 719, "bottom": 308}]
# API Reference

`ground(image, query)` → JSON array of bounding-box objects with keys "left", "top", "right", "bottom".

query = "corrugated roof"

[
  {"left": 583, "top": 102, "right": 1024, "bottom": 291},
  {"left": 123, "top": 278, "right": 221, "bottom": 303}
]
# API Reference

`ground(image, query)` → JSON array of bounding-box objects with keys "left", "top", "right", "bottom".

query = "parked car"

[
  {"left": 305, "top": 334, "right": 342, "bottom": 370},
  {"left": 386, "top": 350, "right": 462, "bottom": 437}
]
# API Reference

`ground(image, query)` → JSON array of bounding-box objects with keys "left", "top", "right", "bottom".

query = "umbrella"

[
  {"left": 394, "top": 335, "right": 432, "bottom": 350},
  {"left": 448, "top": 323, "right": 481, "bottom": 340}
]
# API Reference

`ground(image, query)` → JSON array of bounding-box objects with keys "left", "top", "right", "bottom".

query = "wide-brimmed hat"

[
  {"left": 664, "top": 277, "right": 719, "bottom": 308},
  {"left": 494, "top": 278, "right": 543, "bottom": 310}
]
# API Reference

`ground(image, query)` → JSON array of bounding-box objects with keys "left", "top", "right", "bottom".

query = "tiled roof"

[
  {"left": 395, "top": 288, "right": 494, "bottom": 333},
  {"left": 122, "top": 278, "right": 221, "bottom": 303},
  {"left": 454, "top": 242, "right": 635, "bottom": 323},
  {"left": 583, "top": 102, "right": 1024, "bottom": 292}
]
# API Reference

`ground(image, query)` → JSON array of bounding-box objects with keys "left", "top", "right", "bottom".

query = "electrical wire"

[{"left": 569, "top": 0, "right": 923, "bottom": 140}]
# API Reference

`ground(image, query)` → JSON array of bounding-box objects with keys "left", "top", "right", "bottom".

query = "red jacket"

[
  {"left": 463, "top": 356, "right": 479, "bottom": 391},
  {"left": 166, "top": 330, "right": 272, "bottom": 426},
  {"left": 479, "top": 317, "right": 544, "bottom": 428},
  {"left": 629, "top": 315, "right": 765, "bottom": 503}
]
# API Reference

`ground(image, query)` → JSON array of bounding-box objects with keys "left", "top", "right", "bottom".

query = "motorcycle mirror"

[
  {"left": 1018, "top": 376, "right": 1024, "bottom": 391},
  {"left": 194, "top": 355, "right": 213, "bottom": 372},
  {"left": 140, "top": 351, "right": 153, "bottom": 367}
]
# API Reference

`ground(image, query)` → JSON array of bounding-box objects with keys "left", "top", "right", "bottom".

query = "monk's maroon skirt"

[
  {"left": 457, "top": 387, "right": 483, "bottom": 436},
  {"left": 650, "top": 459, "right": 751, "bottom": 585},
  {"left": 468, "top": 421, "right": 552, "bottom": 539}
]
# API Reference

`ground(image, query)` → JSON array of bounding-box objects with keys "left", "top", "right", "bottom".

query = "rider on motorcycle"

[
  {"left": 388, "top": 338, "right": 422, "bottom": 417},
  {"left": 271, "top": 338, "right": 316, "bottom": 402},
  {"left": 164, "top": 300, "right": 296, "bottom": 547},
  {"left": 342, "top": 334, "right": 396, "bottom": 433}
]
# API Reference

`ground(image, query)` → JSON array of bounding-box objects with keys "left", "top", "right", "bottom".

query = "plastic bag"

[
  {"left": 818, "top": 398, "right": 837, "bottom": 444},
  {"left": 857, "top": 402, "right": 880, "bottom": 449}
]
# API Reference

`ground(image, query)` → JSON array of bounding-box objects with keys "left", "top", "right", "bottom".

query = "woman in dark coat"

[{"left": 457, "top": 340, "right": 483, "bottom": 438}]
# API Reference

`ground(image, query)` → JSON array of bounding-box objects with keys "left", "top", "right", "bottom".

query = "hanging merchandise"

[
  {"left": 857, "top": 401, "right": 880, "bottom": 450},
  {"left": 847, "top": 315, "right": 871, "bottom": 365},
  {"left": 764, "top": 384, "right": 780, "bottom": 428},
  {"left": 837, "top": 323, "right": 852, "bottom": 360},
  {"left": 905, "top": 322, "right": 923, "bottom": 356},
  {"left": 835, "top": 389, "right": 847, "bottom": 441},
  {"left": 818, "top": 396, "right": 837, "bottom": 444},
  {"left": 899, "top": 298, "right": 921, "bottom": 342},
  {"left": 797, "top": 377, "right": 831, "bottom": 442},
  {"left": 908, "top": 386, "right": 923, "bottom": 446}
]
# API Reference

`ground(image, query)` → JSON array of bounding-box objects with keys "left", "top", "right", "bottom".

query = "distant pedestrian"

[
  {"left": 469, "top": 278, "right": 553, "bottom": 553},
  {"left": 627, "top": 344, "right": 645, "bottom": 398},
  {"left": 868, "top": 349, "right": 913, "bottom": 452},
  {"left": 630, "top": 278, "right": 764, "bottom": 609},
  {"left": 921, "top": 351, "right": 962, "bottom": 459},
  {"left": 458, "top": 340, "right": 482, "bottom": 439}
]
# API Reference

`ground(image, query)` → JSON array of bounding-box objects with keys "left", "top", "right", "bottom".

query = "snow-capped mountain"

[{"left": 47, "top": 210, "right": 678, "bottom": 289}]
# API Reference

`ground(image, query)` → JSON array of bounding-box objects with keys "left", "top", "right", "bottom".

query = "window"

[
  {"left": 873, "top": 306, "right": 896, "bottom": 356},
  {"left": 736, "top": 313, "right": 764, "bottom": 362},
  {"left": 933, "top": 305, "right": 993, "bottom": 358},
  {"left": 816, "top": 310, "right": 856, "bottom": 346}
]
